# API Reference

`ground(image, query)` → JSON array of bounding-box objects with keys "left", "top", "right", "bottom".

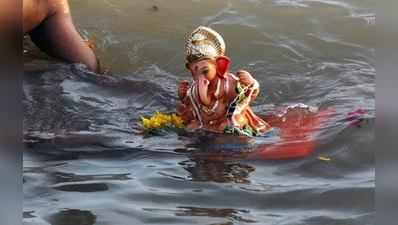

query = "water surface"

[{"left": 23, "top": 1, "right": 375, "bottom": 224}]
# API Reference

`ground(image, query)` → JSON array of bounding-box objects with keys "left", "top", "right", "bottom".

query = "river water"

[{"left": 23, "top": 0, "right": 375, "bottom": 224}]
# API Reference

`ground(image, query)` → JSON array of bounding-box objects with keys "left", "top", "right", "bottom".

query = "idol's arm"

[
  {"left": 177, "top": 80, "right": 195, "bottom": 124},
  {"left": 235, "top": 70, "right": 271, "bottom": 132},
  {"left": 236, "top": 70, "right": 260, "bottom": 104}
]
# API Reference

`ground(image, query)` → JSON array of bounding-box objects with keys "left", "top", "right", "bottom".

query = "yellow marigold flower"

[
  {"left": 141, "top": 117, "right": 151, "bottom": 129},
  {"left": 140, "top": 112, "right": 185, "bottom": 131},
  {"left": 171, "top": 114, "right": 184, "bottom": 128}
]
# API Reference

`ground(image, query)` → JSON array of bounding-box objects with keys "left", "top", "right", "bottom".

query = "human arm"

[{"left": 28, "top": 0, "right": 99, "bottom": 72}]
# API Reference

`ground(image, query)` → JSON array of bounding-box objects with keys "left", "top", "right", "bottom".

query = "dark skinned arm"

[{"left": 29, "top": 0, "right": 99, "bottom": 72}]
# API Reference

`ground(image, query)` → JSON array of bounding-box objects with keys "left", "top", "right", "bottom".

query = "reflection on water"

[
  {"left": 181, "top": 159, "right": 255, "bottom": 183},
  {"left": 174, "top": 206, "right": 257, "bottom": 223},
  {"left": 23, "top": 0, "right": 374, "bottom": 224},
  {"left": 46, "top": 209, "right": 96, "bottom": 225}
]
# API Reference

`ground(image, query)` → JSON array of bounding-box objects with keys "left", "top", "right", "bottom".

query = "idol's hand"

[
  {"left": 178, "top": 80, "right": 190, "bottom": 101},
  {"left": 236, "top": 70, "right": 254, "bottom": 86},
  {"left": 237, "top": 70, "right": 259, "bottom": 100},
  {"left": 176, "top": 102, "right": 194, "bottom": 124}
]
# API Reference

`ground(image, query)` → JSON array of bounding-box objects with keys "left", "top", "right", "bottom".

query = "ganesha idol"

[{"left": 177, "top": 26, "right": 272, "bottom": 136}]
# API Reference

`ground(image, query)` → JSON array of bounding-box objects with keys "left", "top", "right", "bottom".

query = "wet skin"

[{"left": 22, "top": 0, "right": 98, "bottom": 72}]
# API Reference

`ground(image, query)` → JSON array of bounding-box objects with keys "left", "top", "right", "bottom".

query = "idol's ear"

[{"left": 215, "top": 56, "right": 231, "bottom": 78}]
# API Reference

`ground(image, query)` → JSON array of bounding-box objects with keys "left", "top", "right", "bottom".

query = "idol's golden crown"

[{"left": 185, "top": 26, "right": 226, "bottom": 63}]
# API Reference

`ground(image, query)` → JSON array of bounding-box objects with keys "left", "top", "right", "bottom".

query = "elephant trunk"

[{"left": 197, "top": 76, "right": 211, "bottom": 106}]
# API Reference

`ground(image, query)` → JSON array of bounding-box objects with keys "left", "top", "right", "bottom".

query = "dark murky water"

[{"left": 23, "top": 1, "right": 375, "bottom": 224}]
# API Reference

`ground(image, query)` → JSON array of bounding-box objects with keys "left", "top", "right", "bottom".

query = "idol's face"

[
  {"left": 186, "top": 58, "right": 218, "bottom": 83},
  {"left": 186, "top": 59, "right": 218, "bottom": 106}
]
